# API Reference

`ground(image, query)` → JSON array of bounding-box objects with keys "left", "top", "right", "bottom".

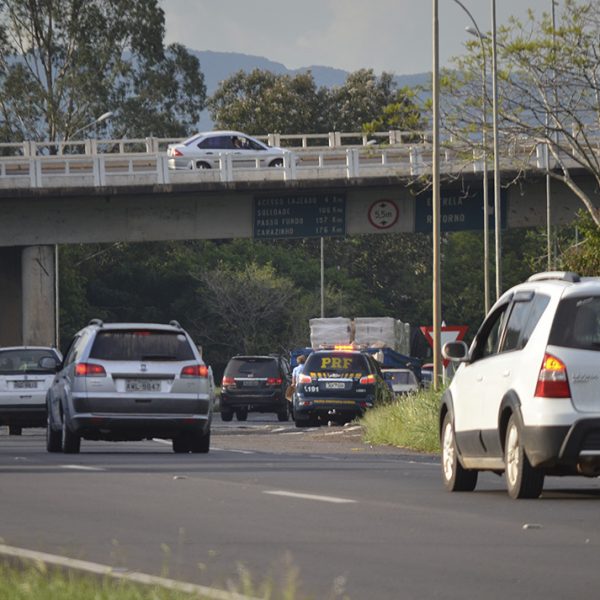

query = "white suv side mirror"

[{"left": 442, "top": 341, "right": 469, "bottom": 362}]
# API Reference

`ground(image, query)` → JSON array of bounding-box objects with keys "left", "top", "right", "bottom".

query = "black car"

[
  {"left": 293, "top": 348, "right": 393, "bottom": 427},
  {"left": 220, "top": 355, "right": 291, "bottom": 422}
]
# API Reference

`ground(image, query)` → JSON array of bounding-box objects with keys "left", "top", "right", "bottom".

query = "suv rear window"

[
  {"left": 549, "top": 296, "right": 600, "bottom": 351},
  {"left": 225, "top": 357, "right": 279, "bottom": 378},
  {"left": 89, "top": 330, "right": 194, "bottom": 361},
  {"left": 304, "top": 353, "right": 370, "bottom": 377}
]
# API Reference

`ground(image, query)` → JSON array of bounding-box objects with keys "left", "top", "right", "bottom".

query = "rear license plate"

[
  {"left": 126, "top": 379, "right": 161, "bottom": 392},
  {"left": 241, "top": 380, "right": 259, "bottom": 387},
  {"left": 324, "top": 382, "right": 346, "bottom": 390},
  {"left": 14, "top": 380, "right": 38, "bottom": 389}
]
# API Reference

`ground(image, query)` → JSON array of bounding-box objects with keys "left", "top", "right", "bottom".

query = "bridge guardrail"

[{"left": 0, "top": 142, "right": 545, "bottom": 190}]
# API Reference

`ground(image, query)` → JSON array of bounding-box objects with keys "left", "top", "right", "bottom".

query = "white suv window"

[
  {"left": 549, "top": 295, "right": 600, "bottom": 350},
  {"left": 501, "top": 293, "right": 550, "bottom": 352}
]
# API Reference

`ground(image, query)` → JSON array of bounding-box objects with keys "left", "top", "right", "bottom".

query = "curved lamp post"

[{"left": 70, "top": 111, "right": 113, "bottom": 139}]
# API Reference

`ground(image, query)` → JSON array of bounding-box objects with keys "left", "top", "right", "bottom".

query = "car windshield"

[
  {"left": 549, "top": 295, "right": 600, "bottom": 351},
  {"left": 304, "top": 353, "right": 369, "bottom": 378},
  {"left": 89, "top": 330, "right": 194, "bottom": 361},
  {"left": 225, "top": 358, "right": 279, "bottom": 378},
  {"left": 0, "top": 349, "right": 57, "bottom": 374}
]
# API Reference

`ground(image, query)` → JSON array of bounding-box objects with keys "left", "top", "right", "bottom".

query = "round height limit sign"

[{"left": 368, "top": 199, "right": 399, "bottom": 230}]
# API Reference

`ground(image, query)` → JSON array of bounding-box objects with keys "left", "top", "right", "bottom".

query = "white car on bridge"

[{"left": 167, "top": 130, "right": 291, "bottom": 170}]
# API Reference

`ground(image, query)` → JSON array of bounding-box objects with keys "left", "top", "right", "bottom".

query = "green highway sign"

[{"left": 254, "top": 193, "right": 346, "bottom": 239}]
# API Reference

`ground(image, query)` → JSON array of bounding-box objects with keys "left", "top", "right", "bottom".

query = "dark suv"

[
  {"left": 293, "top": 348, "right": 393, "bottom": 427},
  {"left": 220, "top": 355, "right": 291, "bottom": 422}
]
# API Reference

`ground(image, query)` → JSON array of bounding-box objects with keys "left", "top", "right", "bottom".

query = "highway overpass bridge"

[{"left": 0, "top": 134, "right": 596, "bottom": 347}]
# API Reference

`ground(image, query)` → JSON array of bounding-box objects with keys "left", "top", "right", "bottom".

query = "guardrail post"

[
  {"left": 346, "top": 148, "right": 359, "bottom": 178},
  {"left": 283, "top": 152, "right": 296, "bottom": 181},
  {"left": 158, "top": 155, "right": 170, "bottom": 184},
  {"left": 410, "top": 147, "right": 424, "bottom": 176},
  {"left": 29, "top": 158, "right": 42, "bottom": 187},
  {"left": 22, "top": 141, "right": 35, "bottom": 157},
  {"left": 328, "top": 132, "right": 337, "bottom": 148},
  {"left": 267, "top": 133, "right": 281, "bottom": 147},
  {"left": 93, "top": 156, "right": 106, "bottom": 186},
  {"left": 219, "top": 154, "right": 233, "bottom": 182},
  {"left": 145, "top": 137, "right": 159, "bottom": 153}
]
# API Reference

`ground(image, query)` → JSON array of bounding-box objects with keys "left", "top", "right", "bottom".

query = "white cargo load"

[
  {"left": 309, "top": 317, "right": 353, "bottom": 349},
  {"left": 354, "top": 317, "right": 397, "bottom": 349}
]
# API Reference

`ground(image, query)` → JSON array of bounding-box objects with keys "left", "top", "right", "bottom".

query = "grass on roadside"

[
  {"left": 0, "top": 562, "right": 197, "bottom": 600},
  {"left": 360, "top": 386, "right": 443, "bottom": 454}
]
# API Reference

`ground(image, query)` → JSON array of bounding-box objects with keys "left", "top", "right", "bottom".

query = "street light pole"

[
  {"left": 491, "top": 0, "right": 502, "bottom": 299},
  {"left": 432, "top": 0, "right": 442, "bottom": 389},
  {"left": 455, "top": 0, "right": 490, "bottom": 316}
]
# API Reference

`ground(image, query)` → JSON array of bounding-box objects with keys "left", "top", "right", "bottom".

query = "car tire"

[
  {"left": 269, "top": 158, "right": 283, "bottom": 167},
  {"left": 220, "top": 409, "right": 233, "bottom": 422},
  {"left": 194, "top": 161, "right": 211, "bottom": 170},
  {"left": 8, "top": 425, "right": 22, "bottom": 436},
  {"left": 441, "top": 413, "right": 478, "bottom": 492},
  {"left": 61, "top": 415, "right": 81, "bottom": 454},
  {"left": 172, "top": 434, "right": 190, "bottom": 453},
  {"left": 276, "top": 403, "right": 289, "bottom": 422},
  {"left": 236, "top": 407, "right": 248, "bottom": 421},
  {"left": 505, "top": 414, "right": 544, "bottom": 499},
  {"left": 46, "top": 408, "right": 61, "bottom": 453},
  {"left": 190, "top": 428, "right": 210, "bottom": 453}
]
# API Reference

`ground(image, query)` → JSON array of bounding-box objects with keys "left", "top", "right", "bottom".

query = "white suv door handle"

[
  {"left": 502, "top": 370, "right": 510, "bottom": 377},
  {"left": 476, "top": 376, "right": 483, "bottom": 382}
]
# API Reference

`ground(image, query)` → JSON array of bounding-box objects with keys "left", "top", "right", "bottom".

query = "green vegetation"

[
  {"left": 0, "top": 559, "right": 307, "bottom": 600},
  {"left": 361, "top": 387, "right": 443, "bottom": 454},
  {"left": 0, "top": 563, "right": 198, "bottom": 600}
]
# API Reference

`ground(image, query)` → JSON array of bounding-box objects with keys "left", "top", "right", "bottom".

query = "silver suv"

[
  {"left": 441, "top": 271, "right": 600, "bottom": 498},
  {"left": 46, "top": 320, "right": 214, "bottom": 454}
]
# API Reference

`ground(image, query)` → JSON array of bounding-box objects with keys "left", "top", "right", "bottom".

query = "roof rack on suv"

[
  {"left": 169, "top": 320, "right": 182, "bottom": 329},
  {"left": 88, "top": 318, "right": 104, "bottom": 327},
  {"left": 527, "top": 271, "right": 580, "bottom": 283}
]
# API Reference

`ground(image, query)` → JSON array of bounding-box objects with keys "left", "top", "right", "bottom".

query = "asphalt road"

[{"left": 2, "top": 416, "right": 600, "bottom": 599}]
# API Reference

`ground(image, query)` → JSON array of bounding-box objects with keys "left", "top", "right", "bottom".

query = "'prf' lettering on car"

[{"left": 320, "top": 357, "right": 353, "bottom": 369}]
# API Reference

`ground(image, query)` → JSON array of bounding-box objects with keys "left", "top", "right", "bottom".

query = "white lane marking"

[
  {"left": 344, "top": 426, "right": 362, "bottom": 432},
  {"left": 264, "top": 490, "right": 357, "bottom": 504},
  {"left": 0, "top": 543, "right": 257, "bottom": 600},
  {"left": 271, "top": 427, "right": 287, "bottom": 433},
  {"left": 324, "top": 431, "right": 345, "bottom": 436},
  {"left": 282, "top": 431, "right": 305, "bottom": 435},
  {"left": 61, "top": 465, "right": 105, "bottom": 471},
  {"left": 215, "top": 448, "right": 255, "bottom": 455}
]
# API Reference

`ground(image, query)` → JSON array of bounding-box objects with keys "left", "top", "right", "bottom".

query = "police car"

[{"left": 293, "top": 347, "right": 392, "bottom": 427}]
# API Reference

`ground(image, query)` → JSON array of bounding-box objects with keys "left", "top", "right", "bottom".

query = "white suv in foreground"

[{"left": 441, "top": 271, "right": 600, "bottom": 499}]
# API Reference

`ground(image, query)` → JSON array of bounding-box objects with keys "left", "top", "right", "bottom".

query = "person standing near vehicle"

[{"left": 292, "top": 355, "right": 306, "bottom": 386}]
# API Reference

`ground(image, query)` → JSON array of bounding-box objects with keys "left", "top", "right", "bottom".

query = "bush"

[{"left": 360, "top": 386, "right": 442, "bottom": 453}]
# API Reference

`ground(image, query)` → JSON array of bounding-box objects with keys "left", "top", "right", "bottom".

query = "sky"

[{"left": 161, "top": 0, "right": 553, "bottom": 76}]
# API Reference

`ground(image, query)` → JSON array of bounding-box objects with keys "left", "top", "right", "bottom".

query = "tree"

[
  {"left": 442, "top": 0, "right": 600, "bottom": 228},
  {"left": 207, "top": 69, "right": 328, "bottom": 135},
  {"left": 0, "top": 0, "right": 206, "bottom": 142}
]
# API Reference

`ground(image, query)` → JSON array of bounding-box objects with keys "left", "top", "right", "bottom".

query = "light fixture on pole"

[
  {"left": 70, "top": 111, "right": 113, "bottom": 139},
  {"left": 432, "top": 0, "right": 442, "bottom": 389}
]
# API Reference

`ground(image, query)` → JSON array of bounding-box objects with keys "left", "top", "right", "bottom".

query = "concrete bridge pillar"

[{"left": 0, "top": 246, "right": 57, "bottom": 347}]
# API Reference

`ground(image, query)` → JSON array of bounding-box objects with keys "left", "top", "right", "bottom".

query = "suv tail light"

[
  {"left": 75, "top": 363, "right": 106, "bottom": 377},
  {"left": 171, "top": 148, "right": 183, "bottom": 157},
  {"left": 359, "top": 374, "right": 376, "bottom": 385},
  {"left": 180, "top": 364, "right": 208, "bottom": 378},
  {"left": 535, "top": 353, "right": 571, "bottom": 398},
  {"left": 266, "top": 377, "right": 282, "bottom": 386},
  {"left": 222, "top": 376, "right": 235, "bottom": 386},
  {"left": 298, "top": 374, "right": 312, "bottom": 384}
]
